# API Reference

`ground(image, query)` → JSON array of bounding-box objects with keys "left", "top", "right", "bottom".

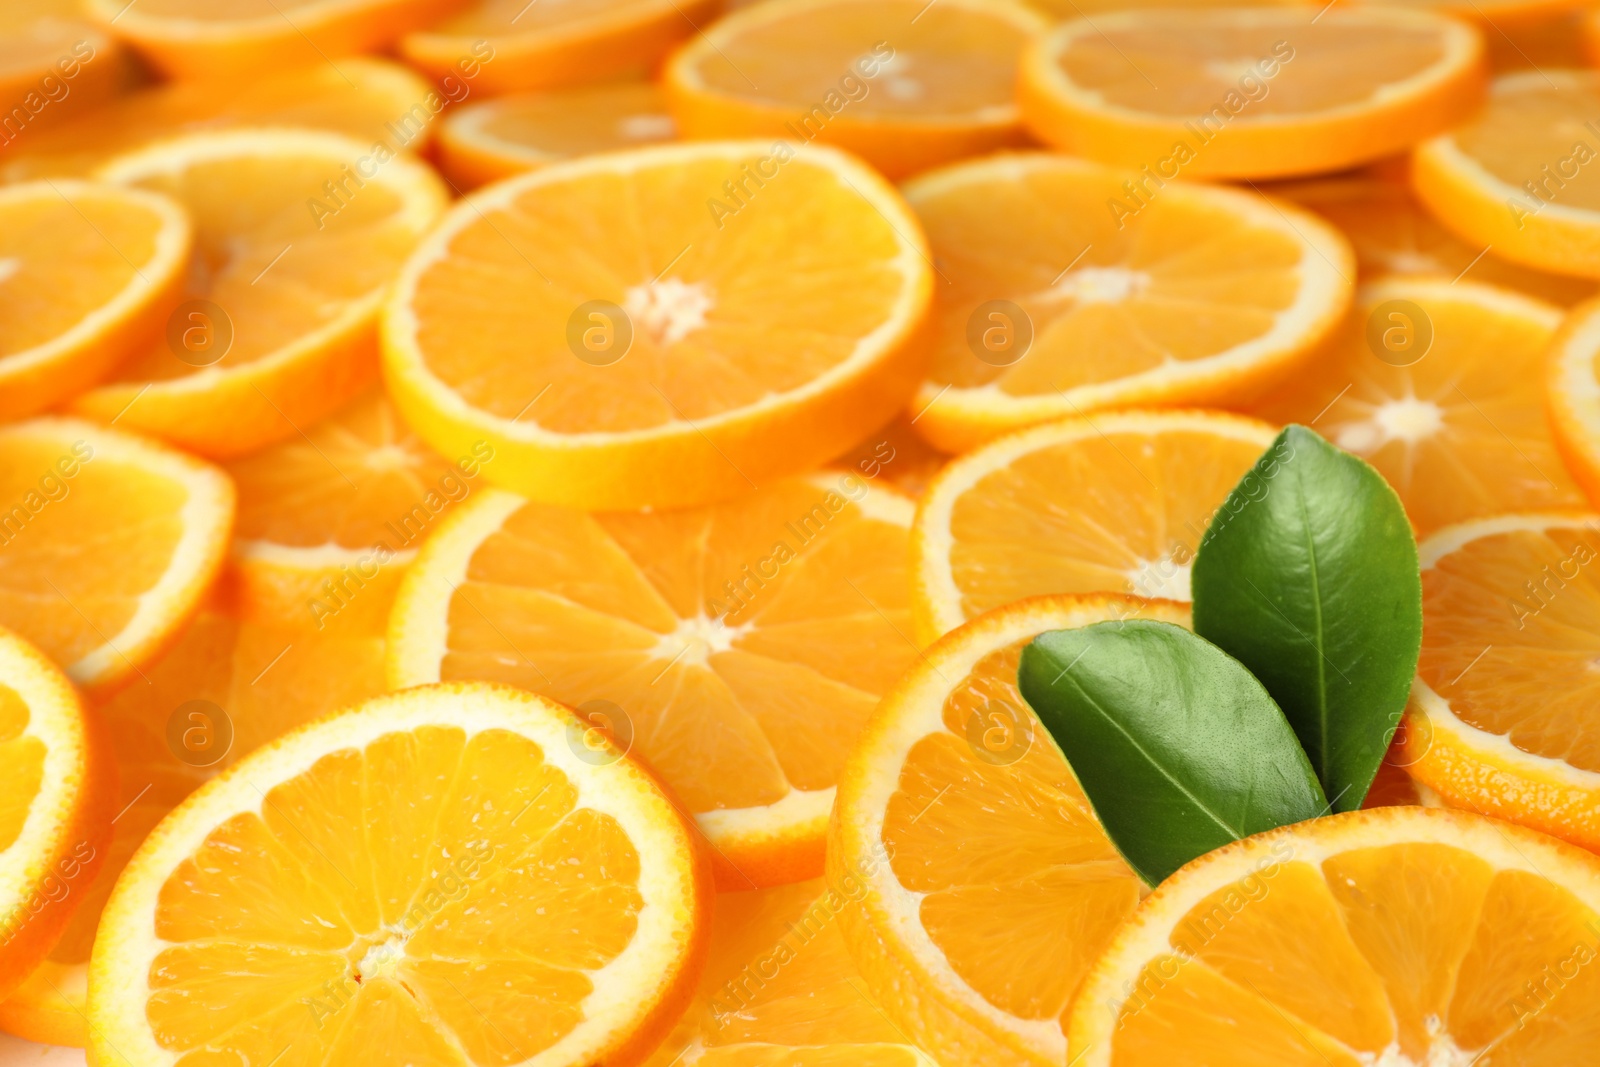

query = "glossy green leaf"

[{"left": 1017, "top": 620, "right": 1326, "bottom": 886}]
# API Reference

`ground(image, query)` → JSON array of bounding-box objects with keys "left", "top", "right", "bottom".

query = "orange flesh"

[
  {"left": 1451, "top": 77, "right": 1600, "bottom": 212},
  {"left": 429, "top": 0, "right": 670, "bottom": 35},
  {"left": 463, "top": 83, "right": 676, "bottom": 159},
  {"left": 0, "top": 684, "right": 44, "bottom": 854}
]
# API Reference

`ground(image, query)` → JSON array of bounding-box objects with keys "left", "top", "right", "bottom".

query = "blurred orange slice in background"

[
  {"left": 1549, "top": 296, "right": 1600, "bottom": 503},
  {"left": 0, "top": 0, "right": 124, "bottom": 143}
]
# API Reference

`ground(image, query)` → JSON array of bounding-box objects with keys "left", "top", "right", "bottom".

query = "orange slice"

[
  {"left": 0, "top": 0, "right": 123, "bottom": 144},
  {"left": 382, "top": 140, "right": 932, "bottom": 510},
  {"left": 0, "top": 418, "right": 234, "bottom": 697},
  {"left": 225, "top": 388, "right": 487, "bottom": 631},
  {"left": 0, "top": 58, "right": 441, "bottom": 183},
  {"left": 902, "top": 153, "right": 1353, "bottom": 453},
  {"left": 70, "top": 128, "right": 448, "bottom": 459},
  {"left": 388, "top": 474, "right": 919, "bottom": 890},
  {"left": 436, "top": 81, "right": 677, "bottom": 190},
  {"left": 1020, "top": 7, "right": 1487, "bottom": 179},
  {"left": 0, "top": 180, "right": 191, "bottom": 421},
  {"left": 1395, "top": 513, "right": 1600, "bottom": 854},
  {"left": 911, "top": 410, "right": 1277, "bottom": 645},
  {"left": 0, "top": 627, "right": 113, "bottom": 1004},
  {"left": 1250, "top": 278, "right": 1588, "bottom": 536},
  {"left": 1550, "top": 298, "right": 1600, "bottom": 503},
  {"left": 83, "top": 0, "right": 456, "bottom": 80},
  {"left": 1070, "top": 806, "right": 1600, "bottom": 1066},
  {"left": 1269, "top": 172, "right": 1596, "bottom": 306},
  {"left": 1415, "top": 70, "right": 1600, "bottom": 279},
  {"left": 830, "top": 593, "right": 1184, "bottom": 1067},
  {"left": 664, "top": 0, "right": 1047, "bottom": 180},
  {"left": 87, "top": 681, "right": 713, "bottom": 1067},
  {"left": 402, "top": 0, "right": 718, "bottom": 96}
]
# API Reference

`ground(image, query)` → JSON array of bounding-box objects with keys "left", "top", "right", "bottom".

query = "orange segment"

[
  {"left": 0, "top": 181, "right": 191, "bottom": 420},
  {"left": 0, "top": 418, "right": 234, "bottom": 697},
  {"left": 1069, "top": 807, "right": 1600, "bottom": 1066},
  {"left": 381, "top": 141, "right": 932, "bottom": 510},
  {"left": 436, "top": 82, "right": 677, "bottom": 190},
  {"left": 1249, "top": 278, "right": 1586, "bottom": 536},
  {"left": 389, "top": 474, "right": 919, "bottom": 889},
  {"left": 664, "top": 0, "right": 1047, "bottom": 180},
  {"left": 1020, "top": 7, "right": 1486, "bottom": 179},
  {"left": 830, "top": 594, "right": 1182, "bottom": 1067},
  {"left": 902, "top": 153, "right": 1353, "bottom": 452},
  {"left": 70, "top": 129, "right": 448, "bottom": 459},
  {"left": 911, "top": 410, "right": 1277, "bottom": 644},
  {"left": 1550, "top": 298, "right": 1600, "bottom": 503},
  {"left": 87, "top": 682, "right": 712, "bottom": 1067}
]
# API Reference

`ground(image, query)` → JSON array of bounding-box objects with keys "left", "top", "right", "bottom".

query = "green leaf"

[
  {"left": 1017, "top": 620, "right": 1326, "bottom": 886},
  {"left": 1191, "top": 424, "right": 1422, "bottom": 813}
]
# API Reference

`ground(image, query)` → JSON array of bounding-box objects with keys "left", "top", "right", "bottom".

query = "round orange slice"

[
  {"left": 902, "top": 152, "right": 1353, "bottom": 453},
  {"left": 436, "top": 81, "right": 677, "bottom": 190},
  {"left": 87, "top": 681, "right": 712, "bottom": 1067},
  {"left": 911, "top": 410, "right": 1277, "bottom": 645},
  {"left": 0, "top": 627, "right": 113, "bottom": 1005},
  {"left": 664, "top": 0, "right": 1047, "bottom": 180},
  {"left": 402, "top": 0, "right": 718, "bottom": 96},
  {"left": 0, "top": 0, "right": 123, "bottom": 142},
  {"left": 1069, "top": 806, "right": 1600, "bottom": 1065},
  {"left": 381, "top": 140, "right": 932, "bottom": 510},
  {"left": 1250, "top": 277, "right": 1588, "bottom": 536},
  {"left": 0, "top": 180, "right": 191, "bottom": 421},
  {"left": 830, "top": 593, "right": 1185, "bottom": 1067},
  {"left": 0, "top": 417, "right": 234, "bottom": 698},
  {"left": 388, "top": 473, "right": 919, "bottom": 890},
  {"left": 1550, "top": 297, "right": 1600, "bottom": 503},
  {"left": 1415, "top": 70, "right": 1600, "bottom": 280},
  {"left": 1020, "top": 6, "right": 1487, "bottom": 179},
  {"left": 70, "top": 128, "right": 449, "bottom": 459}
]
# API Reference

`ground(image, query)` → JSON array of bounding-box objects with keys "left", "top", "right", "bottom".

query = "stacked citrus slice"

[{"left": 1549, "top": 298, "right": 1600, "bottom": 501}]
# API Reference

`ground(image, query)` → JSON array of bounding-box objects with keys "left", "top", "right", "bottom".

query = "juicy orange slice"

[
  {"left": 903, "top": 153, "right": 1353, "bottom": 453},
  {"left": 70, "top": 129, "right": 448, "bottom": 459},
  {"left": 1020, "top": 7, "right": 1486, "bottom": 179},
  {"left": 830, "top": 593, "right": 1185, "bottom": 1067},
  {"left": 83, "top": 0, "right": 456, "bottom": 80},
  {"left": 0, "top": 181, "right": 191, "bottom": 420},
  {"left": 0, "top": 627, "right": 113, "bottom": 1004},
  {"left": 87, "top": 681, "right": 712, "bottom": 1067},
  {"left": 0, "top": 418, "right": 234, "bottom": 697},
  {"left": 436, "top": 81, "right": 677, "bottom": 190},
  {"left": 226, "top": 388, "right": 487, "bottom": 630},
  {"left": 1250, "top": 278, "right": 1587, "bottom": 536},
  {"left": 1070, "top": 806, "right": 1600, "bottom": 1066},
  {"left": 0, "top": 58, "right": 440, "bottom": 183},
  {"left": 389, "top": 474, "right": 919, "bottom": 890},
  {"left": 911, "top": 410, "right": 1277, "bottom": 644},
  {"left": 645, "top": 879, "right": 939, "bottom": 1066},
  {"left": 1395, "top": 513, "right": 1600, "bottom": 854},
  {"left": 402, "top": 0, "right": 718, "bottom": 96},
  {"left": 382, "top": 140, "right": 932, "bottom": 510},
  {"left": 1371, "top": 0, "right": 1593, "bottom": 28},
  {"left": 1550, "top": 298, "right": 1600, "bottom": 503},
  {"left": 1415, "top": 71, "right": 1600, "bottom": 279},
  {"left": 0, "top": 1, "right": 123, "bottom": 142},
  {"left": 664, "top": 0, "right": 1047, "bottom": 180}
]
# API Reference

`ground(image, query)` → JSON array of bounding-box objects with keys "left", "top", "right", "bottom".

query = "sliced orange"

[
  {"left": 0, "top": 418, "right": 234, "bottom": 697},
  {"left": 382, "top": 140, "right": 932, "bottom": 510},
  {"left": 0, "top": 0, "right": 123, "bottom": 143},
  {"left": 225, "top": 388, "right": 485, "bottom": 631},
  {"left": 911, "top": 410, "right": 1277, "bottom": 645},
  {"left": 87, "top": 681, "right": 713, "bottom": 1067},
  {"left": 0, "top": 627, "right": 113, "bottom": 1004},
  {"left": 903, "top": 153, "right": 1353, "bottom": 453},
  {"left": 1394, "top": 513, "right": 1600, "bottom": 855},
  {"left": 664, "top": 0, "right": 1047, "bottom": 180},
  {"left": 436, "top": 81, "right": 677, "bottom": 190},
  {"left": 1415, "top": 71, "right": 1600, "bottom": 280},
  {"left": 1550, "top": 298, "right": 1600, "bottom": 503},
  {"left": 830, "top": 593, "right": 1185, "bottom": 1067},
  {"left": 1020, "top": 7, "right": 1487, "bottom": 179},
  {"left": 0, "top": 58, "right": 441, "bottom": 183},
  {"left": 83, "top": 0, "right": 456, "bottom": 80},
  {"left": 389, "top": 474, "right": 919, "bottom": 890},
  {"left": 1250, "top": 277, "right": 1588, "bottom": 536},
  {"left": 402, "top": 0, "right": 718, "bottom": 96},
  {"left": 0, "top": 181, "right": 191, "bottom": 421},
  {"left": 1070, "top": 806, "right": 1600, "bottom": 1066},
  {"left": 837, "top": 414, "right": 949, "bottom": 501},
  {"left": 644, "top": 878, "right": 939, "bottom": 1066},
  {"left": 70, "top": 128, "right": 448, "bottom": 459}
]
